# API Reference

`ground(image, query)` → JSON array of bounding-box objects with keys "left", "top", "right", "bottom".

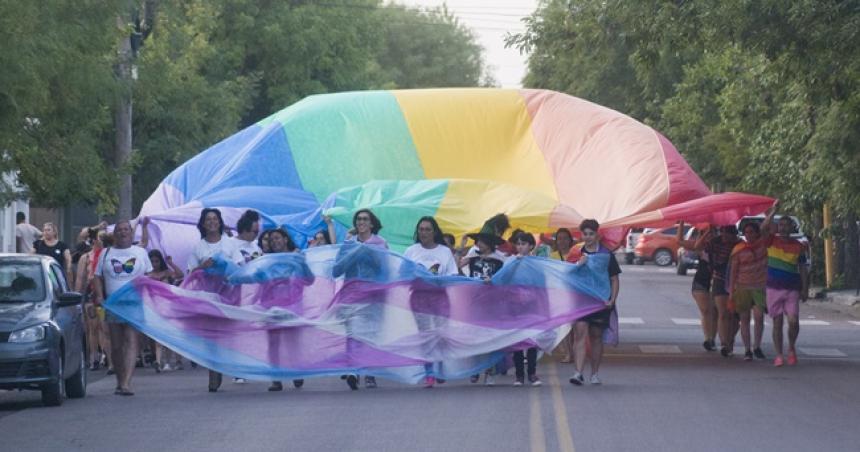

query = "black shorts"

[
  {"left": 579, "top": 307, "right": 612, "bottom": 330},
  {"left": 711, "top": 277, "right": 728, "bottom": 296},
  {"left": 692, "top": 267, "right": 712, "bottom": 292}
]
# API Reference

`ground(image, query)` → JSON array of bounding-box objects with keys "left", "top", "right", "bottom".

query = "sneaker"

[
  {"left": 233, "top": 378, "right": 247, "bottom": 384},
  {"left": 484, "top": 373, "right": 495, "bottom": 386},
  {"left": 753, "top": 348, "right": 766, "bottom": 359},
  {"left": 268, "top": 381, "right": 283, "bottom": 392},
  {"left": 365, "top": 376, "right": 377, "bottom": 388},
  {"left": 436, "top": 378, "right": 446, "bottom": 384},
  {"left": 346, "top": 374, "right": 359, "bottom": 390},
  {"left": 153, "top": 361, "right": 162, "bottom": 373},
  {"left": 528, "top": 375, "right": 542, "bottom": 387},
  {"left": 292, "top": 379, "right": 304, "bottom": 388},
  {"left": 469, "top": 374, "right": 480, "bottom": 383},
  {"left": 744, "top": 350, "right": 753, "bottom": 361},
  {"left": 424, "top": 376, "right": 436, "bottom": 388},
  {"left": 569, "top": 372, "right": 584, "bottom": 386},
  {"left": 787, "top": 350, "right": 798, "bottom": 366},
  {"left": 703, "top": 340, "right": 716, "bottom": 352},
  {"left": 162, "top": 363, "right": 173, "bottom": 372},
  {"left": 773, "top": 356, "right": 784, "bottom": 367},
  {"left": 513, "top": 378, "right": 524, "bottom": 387},
  {"left": 720, "top": 347, "right": 730, "bottom": 358},
  {"left": 589, "top": 374, "right": 601, "bottom": 385}
]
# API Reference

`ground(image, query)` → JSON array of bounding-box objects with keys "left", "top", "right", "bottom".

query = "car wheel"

[
  {"left": 677, "top": 262, "right": 688, "bottom": 276},
  {"left": 41, "top": 354, "right": 65, "bottom": 407},
  {"left": 654, "top": 249, "right": 674, "bottom": 267},
  {"left": 624, "top": 253, "right": 634, "bottom": 265},
  {"left": 66, "top": 348, "right": 87, "bottom": 399}
]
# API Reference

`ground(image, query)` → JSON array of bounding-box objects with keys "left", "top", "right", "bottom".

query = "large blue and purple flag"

[{"left": 104, "top": 244, "right": 616, "bottom": 383}]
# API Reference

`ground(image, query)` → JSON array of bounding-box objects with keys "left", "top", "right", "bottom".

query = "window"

[{"left": 0, "top": 261, "right": 46, "bottom": 303}]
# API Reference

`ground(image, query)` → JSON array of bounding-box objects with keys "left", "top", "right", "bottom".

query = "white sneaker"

[
  {"left": 513, "top": 379, "right": 524, "bottom": 387},
  {"left": 484, "top": 373, "right": 495, "bottom": 386},
  {"left": 233, "top": 378, "right": 247, "bottom": 384},
  {"left": 569, "top": 372, "right": 584, "bottom": 386},
  {"left": 161, "top": 363, "right": 173, "bottom": 372},
  {"left": 589, "top": 374, "right": 601, "bottom": 385}
]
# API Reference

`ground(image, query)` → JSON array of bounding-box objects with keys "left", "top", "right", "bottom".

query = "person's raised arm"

[
  {"left": 166, "top": 255, "right": 184, "bottom": 281},
  {"left": 324, "top": 215, "right": 338, "bottom": 244},
  {"left": 63, "top": 249, "right": 73, "bottom": 286},
  {"left": 676, "top": 221, "right": 699, "bottom": 249},
  {"left": 760, "top": 201, "right": 779, "bottom": 241},
  {"left": 138, "top": 217, "right": 150, "bottom": 249}
]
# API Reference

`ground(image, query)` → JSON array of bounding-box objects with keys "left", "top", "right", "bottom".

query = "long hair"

[
  {"left": 270, "top": 228, "right": 297, "bottom": 252},
  {"left": 353, "top": 209, "right": 382, "bottom": 234},
  {"left": 412, "top": 216, "right": 445, "bottom": 245},
  {"left": 196, "top": 208, "right": 225, "bottom": 238},
  {"left": 148, "top": 249, "right": 168, "bottom": 272}
]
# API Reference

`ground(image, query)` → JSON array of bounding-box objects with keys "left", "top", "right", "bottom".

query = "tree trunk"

[{"left": 114, "top": 14, "right": 134, "bottom": 220}]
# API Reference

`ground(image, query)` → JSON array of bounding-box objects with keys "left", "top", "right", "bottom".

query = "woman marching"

[
  {"left": 676, "top": 222, "right": 718, "bottom": 351},
  {"left": 403, "top": 216, "right": 458, "bottom": 387}
]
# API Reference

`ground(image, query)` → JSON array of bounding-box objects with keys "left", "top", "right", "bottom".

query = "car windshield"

[{"left": 0, "top": 261, "right": 46, "bottom": 303}]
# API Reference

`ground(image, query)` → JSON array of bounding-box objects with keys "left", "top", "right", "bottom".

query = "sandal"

[{"left": 115, "top": 388, "right": 134, "bottom": 396}]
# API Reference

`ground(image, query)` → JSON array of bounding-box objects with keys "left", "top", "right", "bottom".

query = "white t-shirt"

[
  {"left": 94, "top": 246, "right": 153, "bottom": 296},
  {"left": 15, "top": 223, "right": 42, "bottom": 254},
  {"left": 232, "top": 237, "right": 262, "bottom": 264},
  {"left": 404, "top": 243, "right": 458, "bottom": 276},
  {"left": 186, "top": 236, "right": 242, "bottom": 272}
]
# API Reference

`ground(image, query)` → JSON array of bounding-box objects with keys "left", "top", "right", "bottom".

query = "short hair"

[
  {"left": 508, "top": 228, "right": 525, "bottom": 244},
  {"left": 476, "top": 235, "right": 496, "bottom": 252},
  {"left": 148, "top": 249, "right": 168, "bottom": 272},
  {"left": 16, "top": 212, "right": 25, "bottom": 222},
  {"left": 236, "top": 209, "right": 260, "bottom": 234},
  {"left": 196, "top": 208, "right": 225, "bottom": 238},
  {"left": 270, "top": 228, "right": 297, "bottom": 252},
  {"left": 413, "top": 216, "right": 445, "bottom": 245},
  {"left": 743, "top": 222, "right": 760, "bottom": 234},
  {"left": 114, "top": 219, "right": 132, "bottom": 230},
  {"left": 579, "top": 219, "right": 600, "bottom": 232},
  {"left": 353, "top": 209, "right": 382, "bottom": 234},
  {"left": 514, "top": 231, "right": 536, "bottom": 247}
]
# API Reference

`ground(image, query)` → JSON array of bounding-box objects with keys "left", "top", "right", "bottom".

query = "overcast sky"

[{"left": 395, "top": 0, "right": 539, "bottom": 88}]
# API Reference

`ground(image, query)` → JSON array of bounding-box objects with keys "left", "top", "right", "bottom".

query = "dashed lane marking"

[
  {"left": 619, "top": 317, "right": 644, "bottom": 324},
  {"left": 671, "top": 318, "right": 701, "bottom": 326},
  {"left": 799, "top": 320, "right": 830, "bottom": 326},
  {"left": 798, "top": 347, "right": 847, "bottom": 357},
  {"left": 638, "top": 345, "right": 682, "bottom": 354}
]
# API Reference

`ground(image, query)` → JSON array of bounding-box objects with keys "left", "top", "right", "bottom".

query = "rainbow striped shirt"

[{"left": 766, "top": 236, "right": 806, "bottom": 290}]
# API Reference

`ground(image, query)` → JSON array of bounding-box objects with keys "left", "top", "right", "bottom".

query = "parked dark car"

[{"left": 0, "top": 254, "right": 87, "bottom": 406}]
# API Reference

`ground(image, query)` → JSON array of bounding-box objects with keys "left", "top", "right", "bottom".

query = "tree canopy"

[{"left": 0, "top": 0, "right": 494, "bottom": 213}]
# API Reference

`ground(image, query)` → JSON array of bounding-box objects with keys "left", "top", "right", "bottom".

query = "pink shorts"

[{"left": 766, "top": 287, "right": 800, "bottom": 318}]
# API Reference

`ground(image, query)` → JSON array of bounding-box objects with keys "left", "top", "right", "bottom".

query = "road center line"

[
  {"left": 529, "top": 384, "right": 547, "bottom": 452},
  {"left": 547, "top": 362, "right": 576, "bottom": 452}
]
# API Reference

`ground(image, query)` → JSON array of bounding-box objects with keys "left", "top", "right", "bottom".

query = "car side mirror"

[{"left": 56, "top": 292, "right": 83, "bottom": 307}]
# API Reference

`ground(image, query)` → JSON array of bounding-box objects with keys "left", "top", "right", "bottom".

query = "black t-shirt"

[
  {"left": 467, "top": 254, "right": 506, "bottom": 279},
  {"left": 581, "top": 245, "right": 622, "bottom": 278},
  {"left": 34, "top": 240, "right": 70, "bottom": 270}
]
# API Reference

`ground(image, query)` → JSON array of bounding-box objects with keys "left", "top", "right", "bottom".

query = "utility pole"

[
  {"left": 113, "top": 1, "right": 156, "bottom": 220},
  {"left": 823, "top": 203, "right": 835, "bottom": 289}
]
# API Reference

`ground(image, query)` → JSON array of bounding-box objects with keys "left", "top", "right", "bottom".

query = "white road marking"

[
  {"left": 619, "top": 317, "right": 644, "bottom": 324},
  {"left": 799, "top": 320, "right": 830, "bottom": 326},
  {"left": 849, "top": 321, "right": 860, "bottom": 326},
  {"left": 671, "top": 318, "right": 701, "bottom": 326},
  {"left": 639, "top": 345, "right": 682, "bottom": 354},
  {"left": 798, "top": 347, "right": 847, "bottom": 357}
]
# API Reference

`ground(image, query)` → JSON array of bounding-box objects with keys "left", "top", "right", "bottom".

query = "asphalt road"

[{"left": 2, "top": 263, "right": 859, "bottom": 452}]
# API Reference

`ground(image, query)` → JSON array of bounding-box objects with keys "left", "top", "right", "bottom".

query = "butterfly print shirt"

[{"left": 94, "top": 246, "right": 153, "bottom": 296}]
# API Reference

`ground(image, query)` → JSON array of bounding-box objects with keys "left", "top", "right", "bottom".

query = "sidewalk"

[{"left": 811, "top": 287, "right": 860, "bottom": 307}]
